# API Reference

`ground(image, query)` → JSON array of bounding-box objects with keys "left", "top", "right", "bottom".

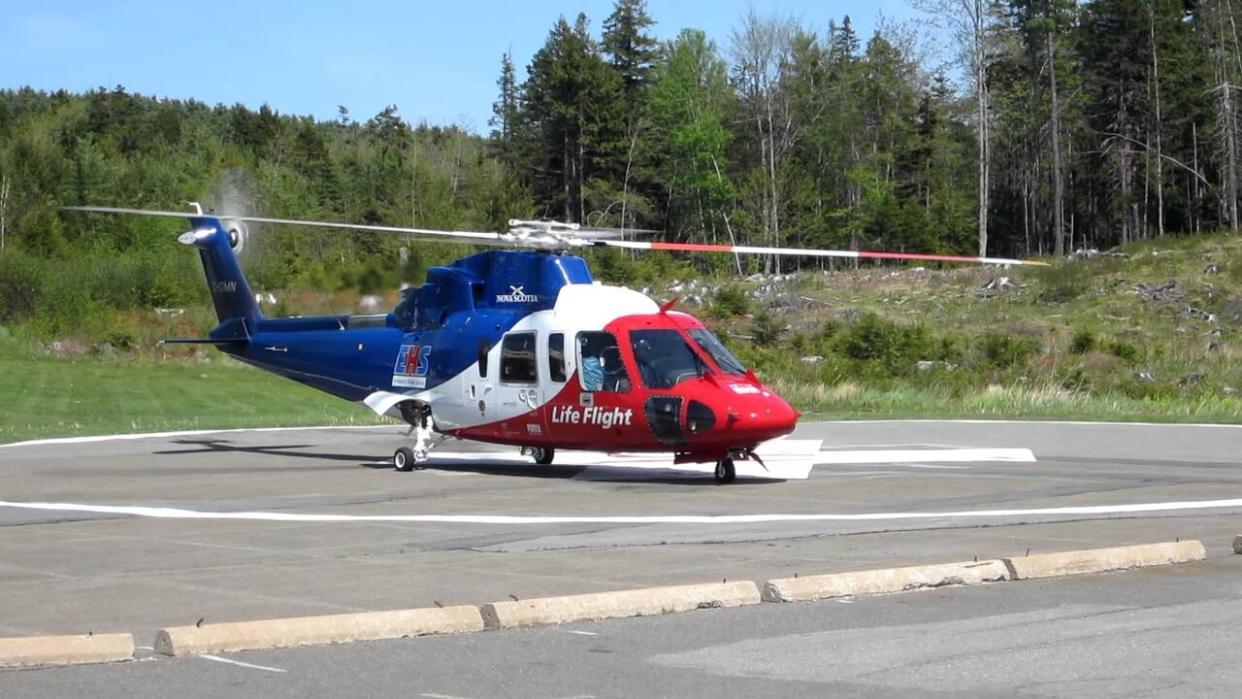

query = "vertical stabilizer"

[{"left": 180, "top": 216, "right": 262, "bottom": 324}]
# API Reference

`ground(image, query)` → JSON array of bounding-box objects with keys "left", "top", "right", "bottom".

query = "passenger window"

[
  {"left": 577, "top": 331, "right": 630, "bottom": 393},
  {"left": 548, "top": 333, "right": 566, "bottom": 383},
  {"left": 477, "top": 339, "right": 489, "bottom": 378},
  {"left": 500, "top": 332, "right": 538, "bottom": 384}
]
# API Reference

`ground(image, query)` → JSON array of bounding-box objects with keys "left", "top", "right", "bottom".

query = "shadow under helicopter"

[{"left": 151, "top": 438, "right": 785, "bottom": 486}]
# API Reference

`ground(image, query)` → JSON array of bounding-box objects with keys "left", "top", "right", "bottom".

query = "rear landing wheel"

[
  {"left": 714, "top": 458, "right": 736, "bottom": 484},
  {"left": 393, "top": 446, "right": 416, "bottom": 472},
  {"left": 531, "top": 446, "right": 555, "bottom": 466}
]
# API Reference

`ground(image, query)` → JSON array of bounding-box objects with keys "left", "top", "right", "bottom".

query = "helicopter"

[{"left": 66, "top": 205, "right": 1043, "bottom": 483}]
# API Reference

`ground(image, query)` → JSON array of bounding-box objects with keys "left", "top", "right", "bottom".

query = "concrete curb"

[
  {"left": 0, "top": 633, "right": 134, "bottom": 668},
  {"left": 8, "top": 541, "right": 1206, "bottom": 665},
  {"left": 154, "top": 605, "right": 483, "bottom": 656},
  {"left": 762, "top": 559, "right": 1010, "bottom": 603},
  {"left": 481, "top": 581, "right": 761, "bottom": 629},
  {"left": 1003, "top": 540, "right": 1205, "bottom": 580}
]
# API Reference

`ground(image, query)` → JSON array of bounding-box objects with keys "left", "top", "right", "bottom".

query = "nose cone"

[{"left": 726, "top": 389, "right": 799, "bottom": 441}]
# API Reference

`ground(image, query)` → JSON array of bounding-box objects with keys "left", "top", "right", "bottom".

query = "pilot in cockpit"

[{"left": 601, "top": 346, "right": 630, "bottom": 392}]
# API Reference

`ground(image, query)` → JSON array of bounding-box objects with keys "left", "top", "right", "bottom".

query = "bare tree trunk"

[
  {"left": 759, "top": 112, "right": 773, "bottom": 274},
  {"left": 1193, "top": 123, "right": 1202, "bottom": 233},
  {"left": 620, "top": 124, "right": 639, "bottom": 233},
  {"left": 562, "top": 132, "right": 571, "bottom": 222},
  {"left": 1068, "top": 138, "right": 1075, "bottom": 250},
  {"left": 1120, "top": 133, "right": 1134, "bottom": 243},
  {"left": 409, "top": 137, "right": 420, "bottom": 225},
  {"left": 1022, "top": 174, "right": 1031, "bottom": 256},
  {"left": 915, "top": 0, "right": 992, "bottom": 254},
  {"left": 710, "top": 155, "right": 744, "bottom": 274},
  {"left": 1214, "top": 1, "right": 1240, "bottom": 230},
  {"left": 732, "top": 11, "right": 793, "bottom": 273},
  {"left": 450, "top": 131, "right": 463, "bottom": 201},
  {"left": 1149, "top": 2, "right": 1165, "bottom": 237},
  {"left": 1049, "top": 30, "right": 1065, "bottom": 256},
  {"left": 767, "top": 104, "right": 780, "bottom": 272},
  {"left": 974, "top": 0, "right": 991, "bottom": 257},
  {"left": 0, "top": 174, "right": 8, "bottom": 253},
  {"left": 1220, "top": 74, "right": 1238, "bottom": 230},
  {"left": 577, "top": 107, "right": 587, "bottom": 224}
]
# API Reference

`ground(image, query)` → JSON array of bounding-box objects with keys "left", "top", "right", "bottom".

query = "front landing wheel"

[
  {"left": 714, "top": 458, "right": 736, "bottom": 484},
  {"left": 393, "top": 446, "right": 416, "bottom": 472},
  {"left": 530, "top": 446, "right": 555, "bottom": 465}
]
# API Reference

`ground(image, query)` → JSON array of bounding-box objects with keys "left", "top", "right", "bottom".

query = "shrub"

[
  {"left": 1034, "top": 261, "right": 1093, "bottom": 303},
  {"left": 977, "top": 331, "right": 1037, "bottom": 369},
  {"left": 1107, "top": 339, "right": 1140, "bottom": 362},
  {"left": 1070, "top": 328, "right": 1096, "bottom": 355},
  {"left": 752, "top": 310, "right": 784, "bottom": 347},
  {"left": 711, "top": 284, "right": 752, "bottom": 317},
  {"left": 0, "top": 250, "right": 44, "bottom": 321},
  {"left": 833, "top": 313, "right": 942, "bottom": 376},
  {"left": 837, "top": 314, "right": 902, "bottom": 361}
]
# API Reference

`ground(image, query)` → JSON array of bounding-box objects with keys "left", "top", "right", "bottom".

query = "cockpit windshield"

[
  {"left": 689, "top": 328, "right": 747, "bottom": 376},
  {"left": 630, "top": 329, "right": 707, "bottom": 389}
]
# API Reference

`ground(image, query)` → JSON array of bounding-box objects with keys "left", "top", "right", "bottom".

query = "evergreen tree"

[
  {"left": 602, "top": 0, "right": 659, "bottom": 99},
  {"left": 489, "top": 51, "right": 521, "bottom": 174},
  {"left": 521, "top": 14, "right": 623, "bottom": 222}
]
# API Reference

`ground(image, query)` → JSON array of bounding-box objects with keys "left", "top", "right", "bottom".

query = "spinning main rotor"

[{"left": 64, "top": 204, "right": 1047, "bottom": 267}]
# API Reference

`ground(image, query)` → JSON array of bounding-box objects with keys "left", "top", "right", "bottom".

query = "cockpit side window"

[
  {"left": 689, "top": 328, "right": 747, "bottom": 376},
  {"left": 630, "top": 329, "right": 706, "bottom": 389},
  {"left": 576, "top": 331, "right": 630, "bottom": 393}
]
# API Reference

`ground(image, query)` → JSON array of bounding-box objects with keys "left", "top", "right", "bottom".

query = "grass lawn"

[
  {"left": 0, "top": 352, "right": 390, "bottom": 444},
  {"left": 774, "top": 379, "right": 1242, "bottom": 424},
  {"left": 1, "top": 350, "right": 1237, "bottom": 446}
]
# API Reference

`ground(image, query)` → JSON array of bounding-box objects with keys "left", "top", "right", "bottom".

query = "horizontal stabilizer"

[{"left": 158, "top": 338, "right": 245, "bottom": 345}]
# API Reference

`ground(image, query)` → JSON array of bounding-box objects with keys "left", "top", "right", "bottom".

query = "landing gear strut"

[
  {"left": 393, "top": 402, "right": 446, "bottom": 471},
  {"left": 714, "top": 457, "right": 736, "bottom": 484}
]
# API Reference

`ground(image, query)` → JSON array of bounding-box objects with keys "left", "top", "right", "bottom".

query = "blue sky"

[{"left": 2, "top": 1, "right": 921, "bottom": 133}]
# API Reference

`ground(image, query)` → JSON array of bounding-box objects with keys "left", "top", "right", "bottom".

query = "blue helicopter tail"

[{"left": 180, "top": 215, "right": 262, "bottom": 330}]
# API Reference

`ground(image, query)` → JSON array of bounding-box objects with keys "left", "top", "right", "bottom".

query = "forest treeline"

[{"left": 2, "top": 0, "right": 1242, "bottom": 318}]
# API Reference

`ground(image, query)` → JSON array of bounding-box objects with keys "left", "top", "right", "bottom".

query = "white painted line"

[
  {"left": 3, "top": 497, "right": 1242, "bottom": 525},
  {"left": 564, "top": 630, "right": 598, "bottom": 636},
  {"left": 826, "top": 419, "right": 1242, "bottom": 429},
  {"left": 6, "top": 417, "right": 1233, "bottom": 450},
  {"left": 815, "top": 470, "right": 905, "bottom": 478},
  {"left": 816, "top": 448, "right": 1033, "bottom": 464},
  {"left": 892, "top": 463, "right": 971, "bottom": 471},
  {"left": 432, "top": 439, "right": 823, "bottom": 480},
  {"left": 0, "top": 424, "right": 394, "bottom": 449},
  {"left": 197, "top": 654, "right": 287, "bottom": 673}
]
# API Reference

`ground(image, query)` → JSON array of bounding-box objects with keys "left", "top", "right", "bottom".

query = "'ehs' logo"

[
  {"left": 393, "top": 344, "right": 431, "bottom": 388},
  {"left": 496, "top": 285, "right": 539, "bottom": 304}
]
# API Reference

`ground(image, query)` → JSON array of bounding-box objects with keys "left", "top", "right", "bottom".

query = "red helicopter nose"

[{"left": 722, "top": 389, "right": 800, "bottom": 441}]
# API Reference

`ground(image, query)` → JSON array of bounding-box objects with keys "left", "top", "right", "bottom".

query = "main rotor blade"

[
  {"left": 63, "top": 206, "right": 508, "bottom": 246},
  {"left": 599, "top": 239, "right": 1048, "bottom": 267},
  {"left": 576, "top": 226, "right": 658, "bottom": 239}
]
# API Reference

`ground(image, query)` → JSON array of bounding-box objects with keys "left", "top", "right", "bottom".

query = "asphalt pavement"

[{"left": 0, "top": 419, "right": 1239, "bottom": 696}]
